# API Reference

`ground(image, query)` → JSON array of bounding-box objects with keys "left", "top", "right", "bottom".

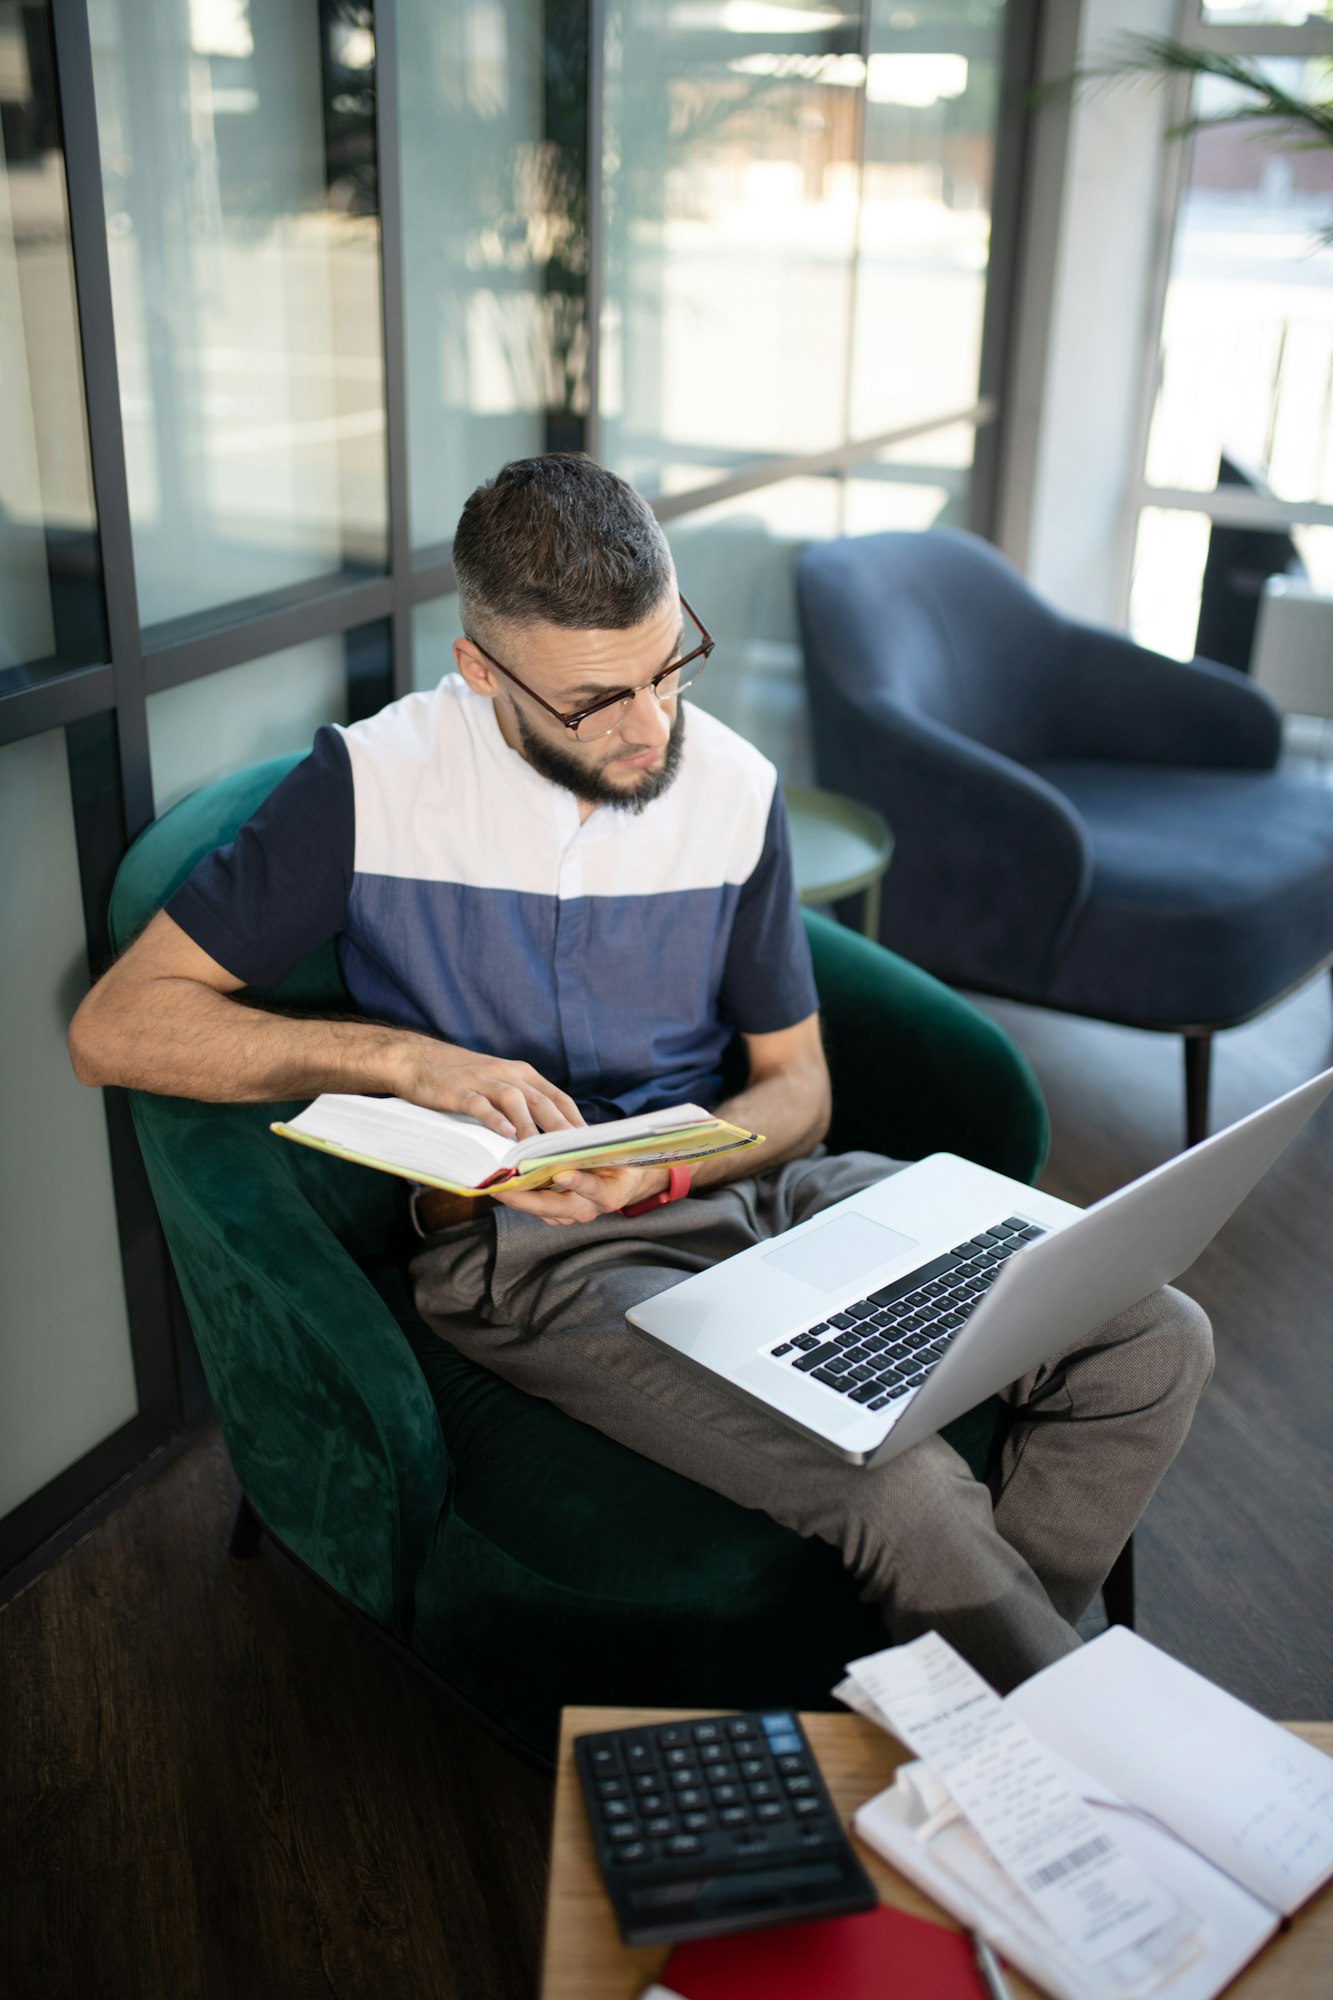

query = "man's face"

[{"left": 456, "top": 589, "right": 689, "bottom": 814}]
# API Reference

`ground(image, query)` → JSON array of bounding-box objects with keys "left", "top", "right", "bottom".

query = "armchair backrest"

[{"left": 798, "top": 527, "right": 1073, "bottom": 761}]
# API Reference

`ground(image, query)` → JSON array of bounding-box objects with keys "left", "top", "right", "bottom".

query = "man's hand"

[
  {"left": 492, "top": 1163, "right": 672, "bottom": 1227},
  {"left": 392, "top": 1041, "right": 584, "bottom": 1140}
]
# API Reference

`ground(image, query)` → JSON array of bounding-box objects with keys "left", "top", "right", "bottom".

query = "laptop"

[{"left": 626, "top": 1066, "right": 1333, "bottom": 1468}]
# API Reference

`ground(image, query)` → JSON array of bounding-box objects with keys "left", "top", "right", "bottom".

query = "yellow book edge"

[{"left": 269, "top": 1116, "right": 763, "bottom": 1196}]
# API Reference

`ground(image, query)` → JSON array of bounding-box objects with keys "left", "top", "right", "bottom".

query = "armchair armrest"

[
  {"left": 1046, "top": 625, "right": 1283, "bottom": 769},
  {"left": 817, "top": 688, "right": 1094, "bottom": 996},
  {"left": 804, "top": 911, "right": 1049, "bottom": 1183},
  {"left": 128, "top": 1091, "right": 447, "bottom": 1635}
]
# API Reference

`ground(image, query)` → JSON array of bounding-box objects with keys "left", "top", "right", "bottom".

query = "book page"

[
  {"left": 1006, "top": 1628, "right": 1333, "bottom": 1917},
  {"left": 511, "top": 1103, "right": 715, "bottom": 1166},
  {"left": 279, "top": 1094, "right": 511, "bottom": 1185}
]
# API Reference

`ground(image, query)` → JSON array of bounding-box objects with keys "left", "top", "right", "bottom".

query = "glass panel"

[
  {"left": 665, "top": 478, "right": 847, "bottom": 779},
  {"left": 1144, "top": 65, "right": 1333, "bottom": 507},
  {"left": 147, "top": 635, "right": 348, "bottom": 812},
  {"left": 90, "top": 0, "right": 388, "bottom": 630},
  {"left": 849, "top": 1, "right": 1004, "bottom": 437},
  {"left": 1201, "top": 2, "right": 1331, "bottom": 21},
  {"left": 1128, "top": 506, "right": 1212, "bottom": 662},
  {"left": 600, "top": 0, "right": 866, "bottom": 498},
  {"left": 0, "top": 729, "right": 138, "bottom": 1516},
  {"left": 398, "top": 1, "right": 547, "bottom": 551},
  {"left": 841, "top": 419, "right": 974, "bottom": 533},
  {"left": 413, "top": 592, "right": 463, "bottom": 692},
  {"left": 0, "top": 1, "right": 103, "bottom": 681}
]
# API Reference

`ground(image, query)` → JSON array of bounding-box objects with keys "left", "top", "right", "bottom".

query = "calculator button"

[
  {"left": 597, "top": 1777, "right": 628, "bottom": 1798},
  {"left": 638, "top": 1792, "right": 666, "bottom": 1813},
  {"left": 607, "top": 1821, "right": 642, "bottom": 1842},
  {"left": 682, "top": 1810, "right": 713, "bottom": 1831},
  {"left": 625, "top": 1743, "right": 655, "bottom": 1772},
  {"left": 655, "top": 1726, "right": 687, "bottom": 1748},
  {"left": 670, "top": 1768, "right": 701, "bottom": 1790},
  {"left": 589, "top": 1744, "right": 619, "bottom": 1772},
  {"left": 761, "top": 1713, "right": 796, "bottom": 1735},
  {"left": 676, "top": 1788, "right": 707, "bottom": 1810},
  {"left": 603, "top": 1799, "right": 634, "bottom": 1821},
  {"left": 692, "top": 1722, "right": 723, "bottom": 1744},
  {"left": 726, "top": 1719, "right": 756, "bottom": 1739},
  {"left": 699, "top": 1742, "right": 727, "bottom": 1764},
  {"left": 755, "top": 1800, "right": 786, "bottom": 1822},
  {"left": 665, "top": 1748, "right": 693, "bottom": 1768},
  {"left": 739, "top": 1757, "right": 768, "bottom": 1780},
  {"left": 766, "top": 1734, "right": 803, "bottom": 1757},
  {"left": 705, "top": 1762, "right": 736, "bottom": 1786},
  {"left": 644, "top": 1816, "right": 674, "bottom": 1836},
  {"left": 793, "top": 1796, "right": 824, "bottom": 1817},
  {"left": 711, "top": 1783, "right": 741, "bottom": 1805},
  {"left": 775, "top": 1755, "right": 805, "bottom": 1776},
  {"left": 613, "top": 1840, "right": 650, "bottom": 1864},
  {"left": 633, "top": 1774, "right": 661, "bottom": 1795},
  {"left": 719, "top": 1805, "right": 749, "bottom": 1826},
  {"left": 747, "top": 1779, "right": 779, "bottom": 1801},
  {"left": 665, "top": 1834, "right": 703, "bottom": 1857},
  {"left": 784, "top": 1775, "right": 815, "bottom": 1796}
]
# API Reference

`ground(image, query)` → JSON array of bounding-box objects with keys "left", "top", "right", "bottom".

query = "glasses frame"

[{"left": 464, "top": 594, "right": 714, "bottom": 740}]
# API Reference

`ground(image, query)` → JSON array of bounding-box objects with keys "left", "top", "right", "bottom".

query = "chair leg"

[
  {"left": 228, "top": 1494, "right": 264, "bottom": 1560},
  {"left": 1101, "top": 1537, "right": 1135, "bottom": 1630},
  {"left": 1183, "top": 1033, "right": 1213, "bottom": 1150}
]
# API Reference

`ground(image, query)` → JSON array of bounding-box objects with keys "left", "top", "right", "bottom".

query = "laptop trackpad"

[{"left": 762, "top": 1214, "right": 918, "bottom": 1292}]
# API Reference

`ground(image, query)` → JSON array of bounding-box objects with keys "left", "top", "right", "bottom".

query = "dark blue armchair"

[{"left": 798, "top": 528, "right": 1333, "bottom": 1146}]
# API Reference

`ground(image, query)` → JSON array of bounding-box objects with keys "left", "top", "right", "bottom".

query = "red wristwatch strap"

[{"left": 620, "top": 1163, "right": 692, "bottom": 1219}]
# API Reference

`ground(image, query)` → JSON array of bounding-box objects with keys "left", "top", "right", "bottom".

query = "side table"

[
  {"left": 541, "top": 1706, "right": 1333, "bottom": 2000},
  {"left": 785, "top": 785, "right": 893, "bottom": 941}
]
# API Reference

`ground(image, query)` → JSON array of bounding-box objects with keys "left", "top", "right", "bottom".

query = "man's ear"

[{"left": 454, "top": 636, "right": 497, "bottom": 698}]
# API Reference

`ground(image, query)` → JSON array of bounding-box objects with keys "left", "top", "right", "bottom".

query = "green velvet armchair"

[{"left": 110, "top": 755, "right": 1060, "bottom": 1764}]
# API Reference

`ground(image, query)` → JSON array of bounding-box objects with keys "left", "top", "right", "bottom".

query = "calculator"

[{"left": 574, "top": 1709, "right": 878, "bottom": 1947}]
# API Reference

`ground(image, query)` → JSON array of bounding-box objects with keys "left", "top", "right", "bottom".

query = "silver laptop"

[{"left": 627, "top": 1067, "right": 1333, "bottom": 1467}]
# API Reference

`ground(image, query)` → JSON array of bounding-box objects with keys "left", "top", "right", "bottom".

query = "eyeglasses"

[{"left": 465, "top": 595, "right": 714, "bottom": 744}]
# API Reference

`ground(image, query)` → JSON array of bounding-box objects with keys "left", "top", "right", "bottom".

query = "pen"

[{"left": 970, "top": 1929, "right": 1015, "bottom": 2000}]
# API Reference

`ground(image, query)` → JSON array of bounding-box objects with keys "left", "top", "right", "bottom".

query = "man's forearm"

[
  {"left": 691, "top": 1061, "right": 831, "bottom": 1193},
  {"left": 70, "top": 977, "right": 409, "bottom": 1103}
]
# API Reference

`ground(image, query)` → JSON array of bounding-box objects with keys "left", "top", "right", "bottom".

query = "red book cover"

[{"left": 648, "top": 1904, "right": 986, "bottom": 1999}]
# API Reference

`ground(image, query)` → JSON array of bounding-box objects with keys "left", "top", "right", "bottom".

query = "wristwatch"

[{"left": 620, "top": 1163, "right": 692, "bottom": 1219}]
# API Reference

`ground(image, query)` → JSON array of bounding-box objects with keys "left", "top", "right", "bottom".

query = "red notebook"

[{"left": 645, "top": 1904, "right": 985, "bottom": 1999}]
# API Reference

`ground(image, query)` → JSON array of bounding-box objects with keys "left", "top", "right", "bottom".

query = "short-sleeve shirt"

[{"left": 166, "top": 676, "right": 818, "bottom": 1121}]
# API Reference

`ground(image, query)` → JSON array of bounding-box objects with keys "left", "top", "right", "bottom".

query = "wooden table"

[{"left": 541, "top": 1707, "right": 1333, "bottom": 2000}]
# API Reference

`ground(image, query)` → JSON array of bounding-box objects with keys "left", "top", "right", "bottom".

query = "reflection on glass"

[
  {"left": 841, "top": 419, "right": 974, "bottom": 533},
  {"left": 600, "top": 1, "right": 866, "bottom": 497},
  {"left": 1145, "top": 65, "right": 1333, "bottom": 507},
  {"left": 147, "top": 635, "right": 348, "bottom": 812},
  {"left": 1128, "top": 507, "right": 1212, "bottom": 663},
  {"left": 0, "top": 728, "right": 138, "bottom": 1516},
  {"left": 0, "top": 0, "right": 101, "bottom": 677},
  {"left": 413, "top": 593, "right": 462, "bottom": 692},
  {"left": 399, "top": 3, "right": 547, "bottom": 551},
  {"left": 90, "top": 0, "right": 388, "bottom": 630},
  {"left": 1202, "top": 2, "right": 1331, "bottom": 21},
  {"left": 848, "top": 2, "right": 1004, "bottom": 437}
]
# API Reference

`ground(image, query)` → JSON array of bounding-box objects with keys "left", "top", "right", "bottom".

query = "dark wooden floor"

[{"left": 3, "top": 979, "right": 1331, "bottom": 1999}]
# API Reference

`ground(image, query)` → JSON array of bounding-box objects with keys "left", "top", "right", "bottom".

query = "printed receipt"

[{"left": 846, "top": 1634, "right": 1183, "bottom": 1969}]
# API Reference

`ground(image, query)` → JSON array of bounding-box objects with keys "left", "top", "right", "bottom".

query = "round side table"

[{"left": 784, "top": 784, "right": 894, "bottom": 941}]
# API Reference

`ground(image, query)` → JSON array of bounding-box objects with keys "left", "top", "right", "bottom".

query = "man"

[{"left": 70, "top": 454, "right": 1212, "bottom": 1691}]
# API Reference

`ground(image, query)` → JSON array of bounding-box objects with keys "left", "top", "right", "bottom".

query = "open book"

[
  {"left": 270, "top": 1093, "right": 761, "bottom": 1195},
  {"left": 846, "top": 1627, "right": 1333, "bottom": 2000}
]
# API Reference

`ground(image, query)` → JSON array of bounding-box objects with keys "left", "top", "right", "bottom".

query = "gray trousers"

[{"left": 409, "top": 1149, "right": 1214, "bottom": 1691}]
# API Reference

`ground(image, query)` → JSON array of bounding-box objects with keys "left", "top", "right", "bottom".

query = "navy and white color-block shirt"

[{"left": 167, "top": 677, "right": 818, "bottom": 1122}]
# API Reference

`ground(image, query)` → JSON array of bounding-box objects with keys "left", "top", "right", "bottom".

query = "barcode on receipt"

[{"left": 1024, "top": 1834, "right": 1114, "bottom": 1891}]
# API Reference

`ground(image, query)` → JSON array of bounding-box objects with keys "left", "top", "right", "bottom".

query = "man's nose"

[{"left": 624, "top": 683, "right": 671, "bottom": 745}]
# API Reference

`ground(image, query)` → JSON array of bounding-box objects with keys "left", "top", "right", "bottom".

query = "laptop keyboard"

[{"left": 769, "top": 1217, "right": 1047, "bottom": 1414}]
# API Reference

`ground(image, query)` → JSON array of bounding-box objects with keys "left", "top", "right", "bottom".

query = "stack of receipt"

[{"left": 837, "top": 1629, "right": 1333, "bottom": 2000}]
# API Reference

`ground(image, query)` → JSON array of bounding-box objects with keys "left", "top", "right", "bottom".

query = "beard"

[{"left": 509, "top": 698, "right": 687, "bottom": 814}]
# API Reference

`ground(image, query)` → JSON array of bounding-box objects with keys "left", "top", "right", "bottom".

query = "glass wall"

[
  {"left": 89, "top": 0, "right": 388, "bottom": 631},
  {"left": 147, "top": 635, "right": 349, "bottom": 812}
]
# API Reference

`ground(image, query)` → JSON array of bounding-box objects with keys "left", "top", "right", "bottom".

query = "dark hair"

[{"left": 452, "top": 453, "right": 674, "bottom": 641}]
